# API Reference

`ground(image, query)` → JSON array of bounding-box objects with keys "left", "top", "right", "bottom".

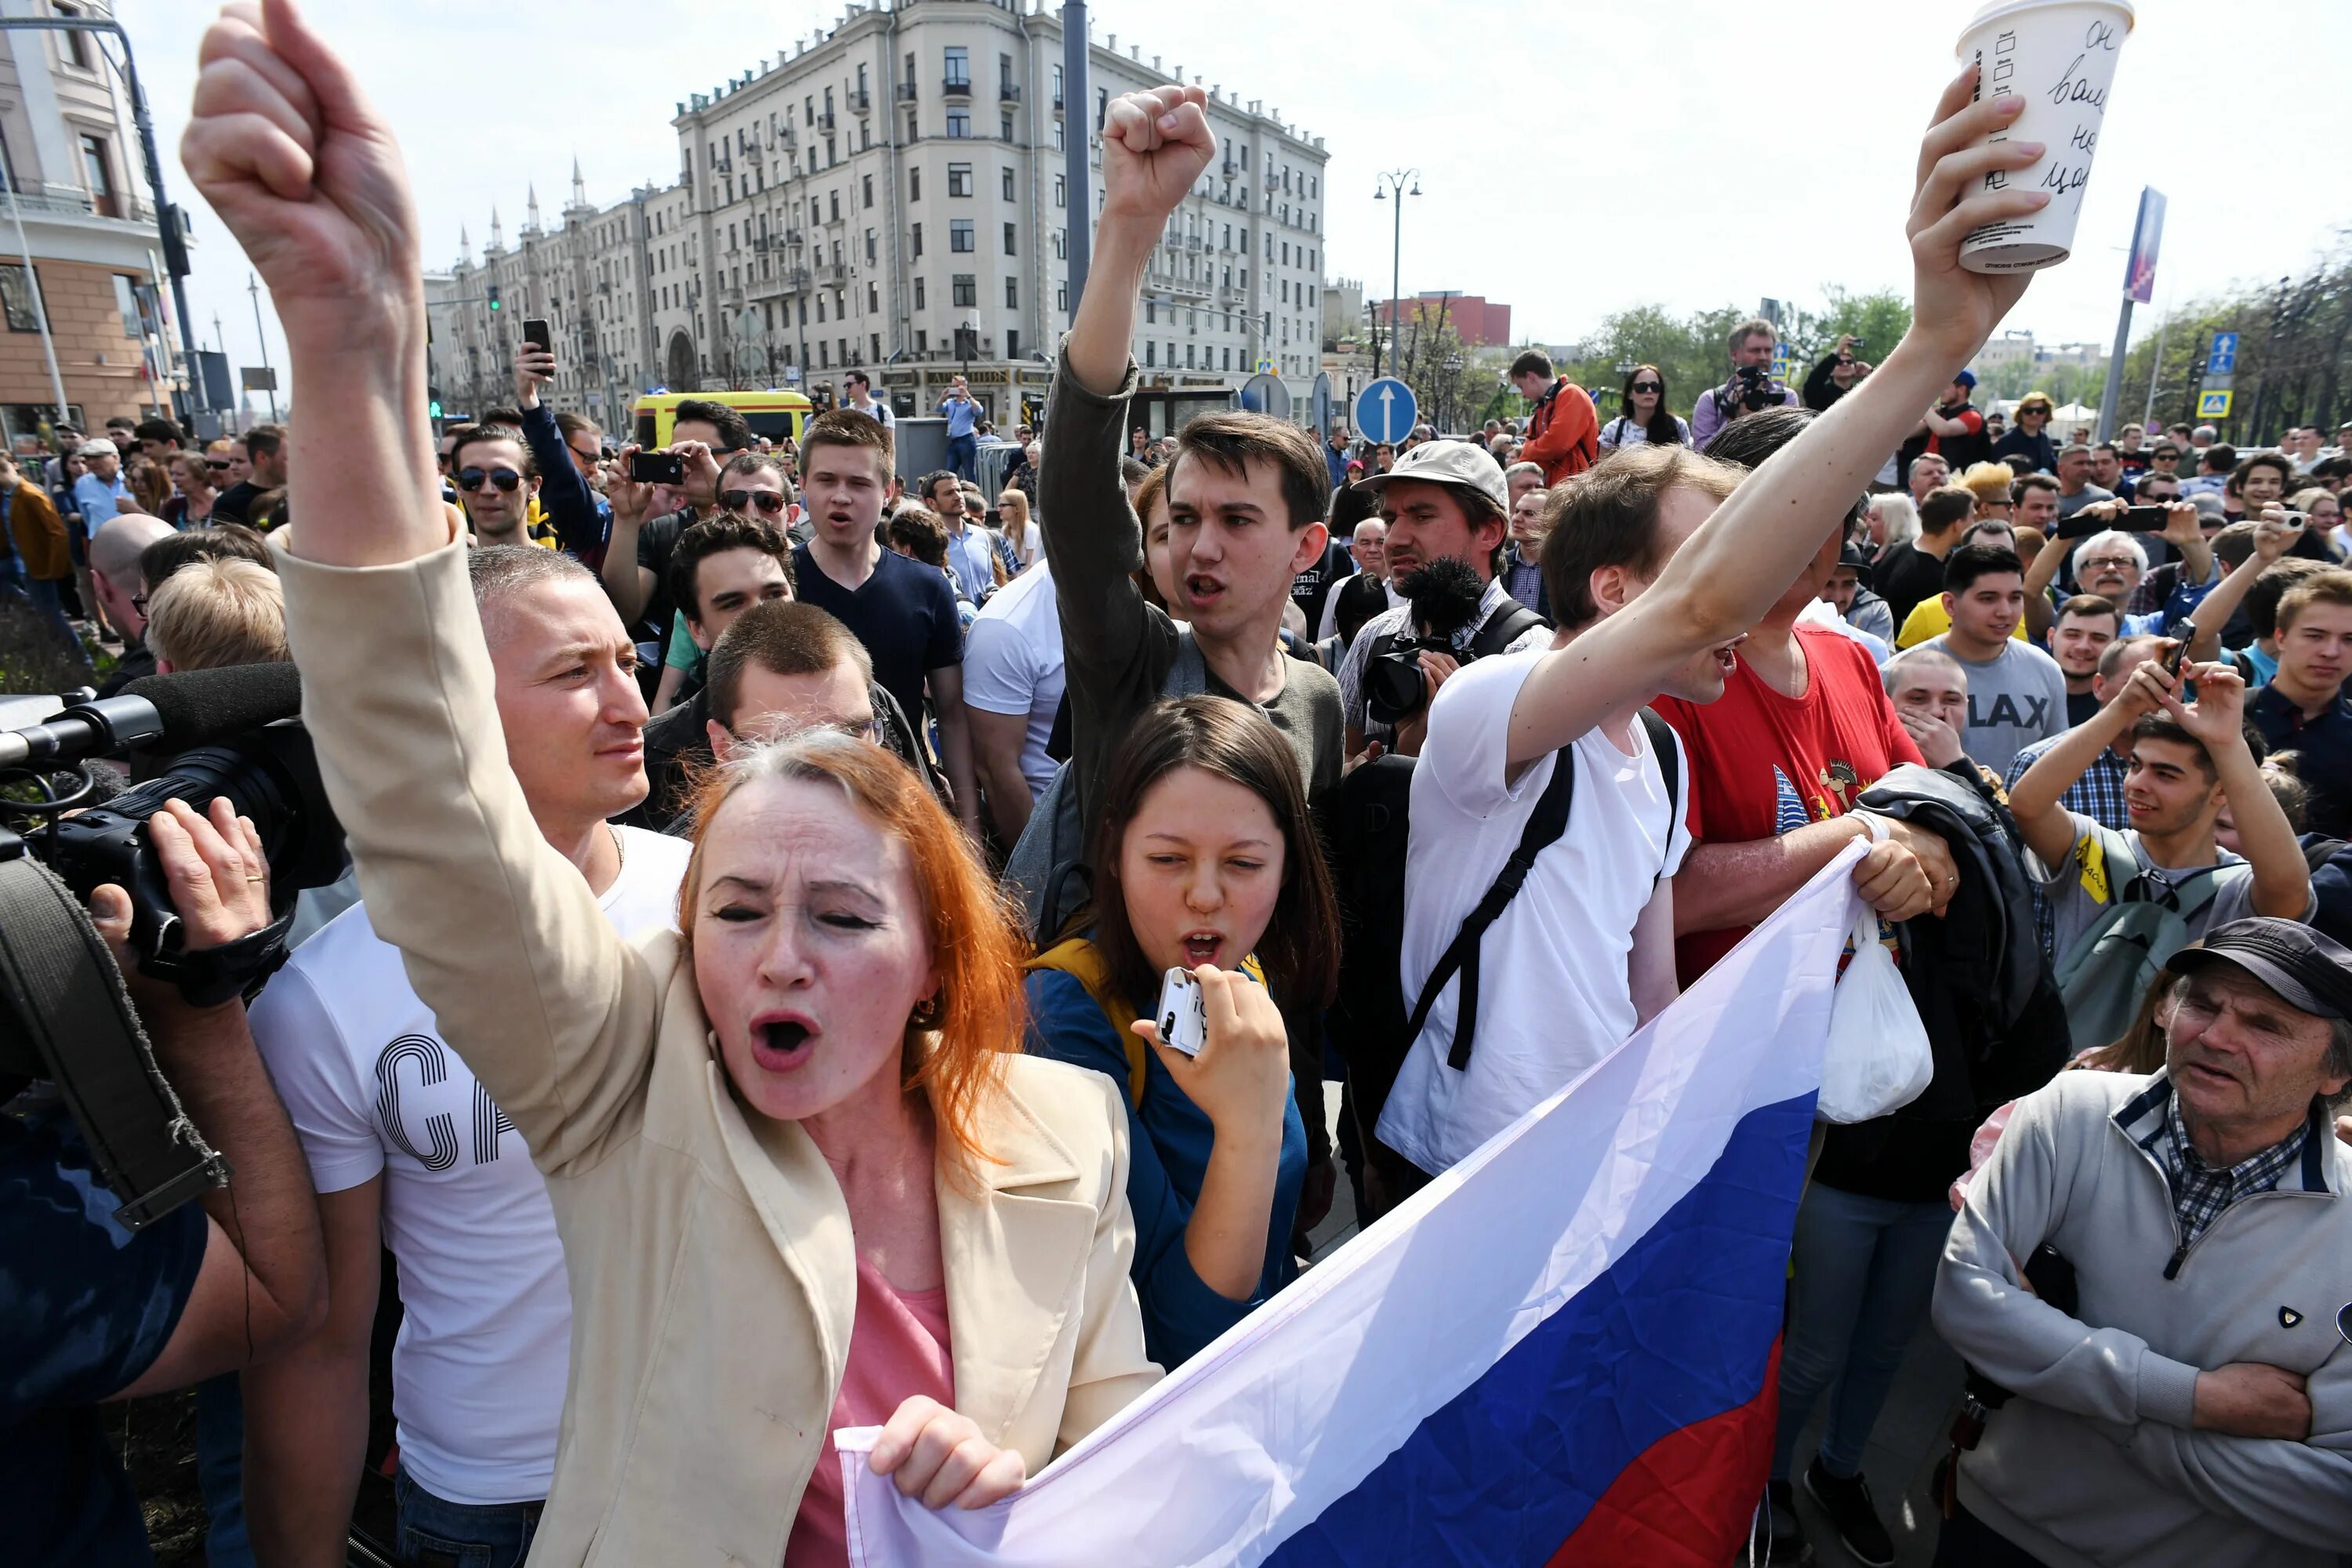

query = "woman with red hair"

[{"left": 183, "top": 7, "right": 1156, "bottom": 1564}]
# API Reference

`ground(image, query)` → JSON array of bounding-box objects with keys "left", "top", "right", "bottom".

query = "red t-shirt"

[{"left": 1654, "top": 624, "right": 1924, "bottom": 985}]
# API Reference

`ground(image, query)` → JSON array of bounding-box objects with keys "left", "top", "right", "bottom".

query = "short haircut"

[
  {"left": 2227, "top": 451, "right": 2293, "bottom": 495},
  {"left": 1539, "top": 444, "right": 1744, "bottom": 629},
  {"left": 671, "top": 397, "right": 755, "bottom": 453},
  {"left": 844, "top": 369, "right": 871, "bottom": 390},
  {"left": 2013, "top": 472, "right": 2060, "bottom": 502},
  {"left": 1167, "top": 411, "right": 1329, "bottom": 529},
  {"left": 2201, "top": 442, "right": 2238, "bottom": 473},
  {"left": 464, "top": 542, "right": 597, "bottom": 636},
  {"left": 2275, "top": 568, "right": 2352, "bottom": 636},
  {"left": 886, "top": 504, "right": 949, "bottom": 568},
  {"left": 2073, "top": 529, "right": 2147, "bottom": 572},
  {"left": 1727, "top": 317, "right": 1775, "bottom": 354},
  {"left": 139, "top": 523, "right": 275, "bottom": 591},
  {"left": 799, "top": 406, "right": 893, "bottom": 480},
  {"left": 241, "top": 423, "right": 286, "bottom": 459},
  {"left": 144, "top": 557, "right": 289, "bottom": 670},
  {"left": 1503, "top": 460, "right": 1543, "bottom": 489},
  {"left": 451, "top": 422, "right": 535, "bottom": 478},
  {"left": 132, "top": 416, "right": 183, "bottom": 448},
  {"left": 2092, "top": 441, "right": 2118, "bottom": 457},
  {"left": 554, "top": 410, "right": 601, "bottom": 444},
  {"left": 2097, "top": 632, "right": 2163, "bottom": 681},
  {"left": 2132, "top": 710, "right": 2218, "bottom": 783},
  {"left": 666, "top": 513, "right": 794, "bottom": 624},
  {"left": 2058, "top": 442, "right": 2093, "bottom": 463},
  {"left": 2244, "top": 557, "right": 2333, "bottom": 640},
  {"left": 1944, "top": 543, "right": 2024, "bottom": 595},
  {"left": 720, "top": 448, "right": 795, "bottom": 502},
  {"left": 1882, "top": 645, "right": 1963, "bottom": 699},
  {"left": 1329, "top": 474, "right": 1381, "bottom": 532},
  {"left": 1958, "top": 461, "right": 2018, "bottom": 507},
  {"left": 705, "top": 599, "right": 874, "bottom": 732},
  {"left": 1332, "top": 571, "right": 1391, "bottom": 644},
  {"left": 1919, "top": 485, "right": 1978, "bottom": 535},
  {"left": 1508, "top": 349, "right": 1553, "bottom": 380},
  {"left": 1118, "top": 455, "right": 1152, "bottom": 488},
  {"left": 2053, "top": 592, "right": 2119, "bottom": 632},
  {"left": 2209, "top": 521, "right": 2259, "bottom": 570},
  {"left": 918, "top": 468, "right": 962, "bottom": 503},
  {"left": 2151, "top": 442, "right": 2183, "bottom": 460}
]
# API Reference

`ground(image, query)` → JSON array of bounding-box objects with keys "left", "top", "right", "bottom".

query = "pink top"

[{"left": 784, "top": 1254, "right": 955, "bottom": 1568}]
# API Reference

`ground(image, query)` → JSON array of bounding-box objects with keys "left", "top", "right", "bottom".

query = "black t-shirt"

[
  {"left": 790, "top": 543, "right": 964, "bottom": 726},
  {"left": 210, "top": 478, "right": 263, "bottom": 526},
  {"left": 2067, "top": 688, "right": 2101, "bottom": 728},
  {"left": 1288, "top": 539, "right": 1354, "bottom": 641},
  {"left": 1, "top": 1107, "right": 209, "bottom": 1566},
  {"left": 632, "top": 507, "right": 698, "bottom": 648},
  {"left": 1875, "top": 540, "right": 1949, "bottom": 629}
]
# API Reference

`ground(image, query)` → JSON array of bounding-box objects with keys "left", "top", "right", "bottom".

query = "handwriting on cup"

[{"left": 2035, "top": 20, "right": 2120, "bottom": 199}]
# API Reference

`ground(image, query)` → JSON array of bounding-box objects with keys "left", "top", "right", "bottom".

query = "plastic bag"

[{"left": 1817, "top": 912, "right": 1934, "bottom": 1124}]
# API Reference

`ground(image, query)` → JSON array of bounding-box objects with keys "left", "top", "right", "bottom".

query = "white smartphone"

[{"left": 1153, "top": 967, "right": 1209, "bottom": 1057}]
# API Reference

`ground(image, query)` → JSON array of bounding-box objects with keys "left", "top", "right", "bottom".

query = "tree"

[
  {"left": 1556, "top": 287, "right": 1911, "bottom": 424},
  {"left": 2115, "top": 234, "right": 2352, "bottom": 441}
]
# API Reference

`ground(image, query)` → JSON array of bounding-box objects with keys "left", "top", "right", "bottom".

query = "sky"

[{"left": 122, "top": 0, "right": 2350, "bottom": 398}]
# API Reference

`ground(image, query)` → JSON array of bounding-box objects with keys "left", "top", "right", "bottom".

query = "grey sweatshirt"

[{"left": 1933, "top": 1069, "right": 2352, "bottom": 1567}]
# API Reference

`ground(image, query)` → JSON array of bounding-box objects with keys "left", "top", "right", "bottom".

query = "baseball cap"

[
  {"left": 1357, "top": 439, "right": 1508, "bottom": 514},
  {"left": 1953, "top": 369, "right": 1978, "bottom": 390},
  {"left": 2171, "top": 919, "right": 2352, "bottom": 1022},
  {"left": 1833, "top": 540, "right": 1875, "bottom": 584},
  {"left": 78, "top": 438, "right": 117, "bottom": 459}
]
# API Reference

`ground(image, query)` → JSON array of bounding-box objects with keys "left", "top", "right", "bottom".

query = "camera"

[
  {"left": 0, "top": 664, "right": 344, "bottom": 1225},
  {"left": 1735, "top": 363, "right": 1779, "bottom": 412},
  {"left": 1365, "top": 557, "right": 1487, "bottom": 728}
]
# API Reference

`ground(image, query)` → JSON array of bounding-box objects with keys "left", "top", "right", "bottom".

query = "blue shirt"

[
  {"left": 938, "top": 393, "right": 979, "bottom": 438},
  {"left": 941, "top": 523, "right": 998, "bottom": 605},
  {"left": 1, "top": 1107, "right": 209, "bottom": 1566},
  {"left": 1025, "top": 965, "right": 1306, "bottom": 1368},
  {"left": 72, "top": 471, "right": 132, "bottom": 537}
]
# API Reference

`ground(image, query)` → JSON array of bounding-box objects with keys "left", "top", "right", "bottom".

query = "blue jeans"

[
  {"left": 393, "top": 1470, "right": 543, "bottom": 1568},
  {"left": 1771, "top": 1181, "right": 1954, "bottom": 1480},
  {"left": 945, "top": 430, "right": 977, "bottom": 482}
]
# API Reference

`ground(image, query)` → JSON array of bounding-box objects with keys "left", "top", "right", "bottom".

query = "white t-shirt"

[
  {"left": 960, "top": 561, "right": 1065, "bottom": 798},
  {"left": 1376, "top": 651, "right": 1692, "bottom": 1175},
  {"left": 248, "top": 826, "right": 691, "bottom": 1505}
]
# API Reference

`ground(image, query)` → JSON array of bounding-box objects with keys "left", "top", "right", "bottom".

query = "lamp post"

[{"left": 1371, "top": 169, "right": 1418, "bottom": 381}]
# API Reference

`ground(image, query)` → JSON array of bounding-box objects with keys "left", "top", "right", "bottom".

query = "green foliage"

[
  {"left": 2114, "top": 245, "right": 2352, "bottom": 441},
  {"left": 1559, "top": 288, "right": 1912, "bottom": 421}
]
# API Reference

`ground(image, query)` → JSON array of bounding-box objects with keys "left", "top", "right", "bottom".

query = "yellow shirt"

[{"left": 1895, "top": 597, "right": 2030, "bottom": 650}]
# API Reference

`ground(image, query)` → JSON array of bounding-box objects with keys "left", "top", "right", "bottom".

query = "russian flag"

[{"left": 837, "top": 847, "right": 1863, "bottom": 1567}]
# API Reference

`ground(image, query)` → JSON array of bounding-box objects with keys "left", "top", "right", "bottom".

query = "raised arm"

[
  {"left": 2009, "top": 661, "right": 2167, "bottom": 866},
  {"left": 2184, "top": 508, "right": 2298, "bottom": 662},
  {"left": 183, "top": 0, "right": 662, "bottom": 1168},
  {"left": 514, "top": 348, "right": 604, "bottom": 564},
  {"left": 1501, "top": 71, "right": 2050, "bottom": 769},
  {"left": 2165, "top": 662, "right": 2310, "bottom": 919}
]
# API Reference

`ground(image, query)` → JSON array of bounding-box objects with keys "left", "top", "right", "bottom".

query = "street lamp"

[{"left": 1371, "top": 169, "right": 1419, "bottom": 381}]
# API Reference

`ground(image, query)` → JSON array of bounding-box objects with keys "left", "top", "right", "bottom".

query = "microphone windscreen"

[{"left": 121, "top": 662, "right": 303, "bottom": 749}]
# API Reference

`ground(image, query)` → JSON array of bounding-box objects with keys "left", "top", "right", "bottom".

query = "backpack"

[
  {"left": 2052, "top": 864, "right": 2223, "bottom": 1049},
  {"left": 1325, "top": 710, "right": 1682, "bottom": 1141},
  {"left": 1023, "top": 936, "right": 1266, "bottom": 1110},
  {"left": 1001, "top": 635, "right": 1210, "bottom": 946}
]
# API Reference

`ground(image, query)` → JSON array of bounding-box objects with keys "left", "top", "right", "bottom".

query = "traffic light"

[
  {"left": 429, "top": 399, "right": 444, "bottom": 419},
  {"left": 487, "top": 284, "right": 502, "bottom": 312}
]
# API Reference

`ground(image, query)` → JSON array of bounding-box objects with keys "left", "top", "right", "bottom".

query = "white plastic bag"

[{"left": 1817, "top": 912, "right": 1934, "bottom": 1124}]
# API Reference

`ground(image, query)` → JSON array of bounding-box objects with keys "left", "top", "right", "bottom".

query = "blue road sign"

[
  {"left": 2208, "top": 332, "right": 2239, "bottom": 376},
  {"left": 1355, "top": 377, "right": 1417, "bottom": 445}
]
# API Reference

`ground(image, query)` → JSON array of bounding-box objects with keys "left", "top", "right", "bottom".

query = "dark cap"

[
  {"left": 1834, "top": 540, "right": 1874, "bottom": 584},
  {"left": 2172, "top": 919, "right": 2352, "bottom": 1022}
]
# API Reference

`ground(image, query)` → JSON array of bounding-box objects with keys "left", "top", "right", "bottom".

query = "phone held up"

[
  {"left": 628, "top": 449, "right": 684, "bottom": 485},
  {"left": 2162, "top": 623, "right": 2195, "bottom": 680},
  {"left": 523, "top": 318, "right": 553, "bottom": 357},
  {"left": 1154, "top": 968, "right": 1208, "bottom": 1058}
]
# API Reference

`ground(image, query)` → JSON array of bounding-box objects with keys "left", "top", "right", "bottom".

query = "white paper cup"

[{"left": 1954, "top": 0, "right": 2136, "bottom": 274}]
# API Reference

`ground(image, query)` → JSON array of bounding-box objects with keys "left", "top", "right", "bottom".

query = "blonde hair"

[
  {"left": 996, "top": 487, "right": 1032, "bottom": 528},
  {"left": 144, "top": 557, "right": 289, "bottom": 670},
  {"left": 1958, "top": 461, "right": 2020, "bottom": 509}
]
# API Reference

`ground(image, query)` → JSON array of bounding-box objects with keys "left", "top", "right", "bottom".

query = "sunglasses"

[
  {"left": 1629, "top": 381, "right": 1662, "bottom": 394},
  {"left": 456, "top": 466, "right": 524, "bottom": 493},
  {"left": 205, "top": 458, "right": 233, "bottom": 471},
  {"left": 721, "top": 488, "right": 787, "bottom": 514}
]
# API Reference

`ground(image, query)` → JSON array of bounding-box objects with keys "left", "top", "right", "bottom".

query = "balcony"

[
  {"left": 897, "top": 80, "right": 918, "bottom": 101},
  {"left": 849, "top": 89, "right": 870, "bottom": 112},
  {"left": 815, "top": 260, "right": 848, "bottom": 288},
  {"left": 942, "top": 74, "right": 972, "bottom": 97},
  {"left": 817, "top": 111, "right": 835, "bottom": 131},
  {"left": 750, "top": 267, "right": 809, "bottom": 301},
  {"left": 1052, "top": 91, "right": 1065, "bottom": 111},
  {"left": 1000, "top": 82, "right": 1021, "bottom": 103}
]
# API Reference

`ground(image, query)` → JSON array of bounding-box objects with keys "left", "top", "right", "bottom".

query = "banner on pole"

[
  {"left": 837, "top": 849, "right": 1866, "bottom": 1567},
  {"left": 2124, "top": 187, "right": 2166, "bottom": 306}
]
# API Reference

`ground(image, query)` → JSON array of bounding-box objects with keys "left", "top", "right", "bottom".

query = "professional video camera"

[
  {"left": 1734, "top": 362, "right": 1780, "bottom": 412},
  {"left": 1363, "top": 557, "right": 1487, "bottom": 728},
  {"left": 0, "top": 662, "right": 343, "bottom": 1226}
]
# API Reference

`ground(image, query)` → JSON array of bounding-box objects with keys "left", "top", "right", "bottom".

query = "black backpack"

[{"left": 1325, "top": 709, "right": 1682, "bottom": 1151}]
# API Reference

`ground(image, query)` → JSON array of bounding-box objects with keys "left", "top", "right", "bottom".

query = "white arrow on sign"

[{"left": 1380, "top": 383, "right": 1396, "bottom": 436}]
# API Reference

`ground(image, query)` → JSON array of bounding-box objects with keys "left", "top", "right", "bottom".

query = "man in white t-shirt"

[
  {"left": 962, "top": 558, "right": 1065, "bottom": 843},
  {"left": 242, "top": 547, "right": 691, "bottom": 1568}
]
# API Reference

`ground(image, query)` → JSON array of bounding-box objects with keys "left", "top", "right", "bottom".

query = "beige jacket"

[{"left": 276, "top": 543, "right": 1160, "bottom": 1566}]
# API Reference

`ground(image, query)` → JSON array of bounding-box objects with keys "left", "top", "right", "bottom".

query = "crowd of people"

[{"left": 7, "top": 9, "right": 2352, "bottom": 1568}]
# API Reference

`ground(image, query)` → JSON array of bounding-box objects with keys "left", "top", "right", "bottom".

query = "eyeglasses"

[
  {"left": 830, "top": 714, "right": 881, "bottom": 744},
  {"left": 205, "top": 458, "right": 232, "bottom": 471},
  {"left": 2078, "top": 555, "right": 2140, "bottom": 572},
  {"left": 1629, "top": 381, "right": 1662, "bottom": 394},
  {"left": 720, "top": 488, "right": 787, "bottom": 514},
  {"left": 456, "top": 466, "right": 523, "bottom": 493}
]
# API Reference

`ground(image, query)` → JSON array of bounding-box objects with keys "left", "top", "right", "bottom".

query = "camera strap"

[{"left": 0, "top": 849, "right": 227, "bottom": 1229}]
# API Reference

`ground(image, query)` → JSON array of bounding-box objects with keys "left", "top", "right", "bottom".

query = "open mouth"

[
  {"left": 1710, "top": 634, "right": 1746, "bottom": 675},
  {"left": 750, "top": 1015, "right": 816, "bottom": 1071},
  {"left": 1181, "top": 931, "right": 1223, "bottom": 967}
]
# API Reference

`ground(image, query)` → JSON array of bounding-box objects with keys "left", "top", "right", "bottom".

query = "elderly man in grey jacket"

[{"left": 1933, "top": 918, "right": 2352, "bottom": 1567}]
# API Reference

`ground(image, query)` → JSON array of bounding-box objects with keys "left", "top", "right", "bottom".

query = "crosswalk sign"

[{"left": 2198, "top": 389, "right": 2233, "bottom": 419}]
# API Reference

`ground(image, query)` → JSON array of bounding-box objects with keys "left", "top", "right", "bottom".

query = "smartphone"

[
  {"left": 2162, "top": 624, "right": 2194, "bottom": 679},
  {"left": 1154, "top": 968, "right": 1208, "bottom": 1058},
  {"left": 1848, "top": 336, "right": 1866, "bottom": 354},
  {"left": 2122, "top": 504, "right": 2171, "bottom": 530},
  {"left": 522, "top": 318, "right": 553, "bottom": 356},
  {"left": 628, "top": 449, "right": 684, "bottom": 485}
]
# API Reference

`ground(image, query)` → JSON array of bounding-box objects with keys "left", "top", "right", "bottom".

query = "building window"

[
  {"left": 828, "top": 191, "right": 840, "bottom": 221},
  {"left": 819, "top": 341, "right": 829, "bottom": 368},
  {"left": 914, "top": 276, "right": 926, "bottom": 309},
  {"left": 0, "top": 263, "right": 41, "bottom": 332},
  {"left": 947, "top": 109, "right": 971, "bottom": 139},
  {"left": 1005, "top": 275, "right": 1018, "bottom": 309},
  {"left": 864, "top": 228, "right": 877, "bottom": 264},
  {"left": 906, "top": 114, "right": 917, "bottom": 142},
  {"left": 912, "top": 222, "right": 923, "bottom": 256},
  {"left": 916, "top": 328, "right": 927, "bottom": 353},
  {"left": 1004, "top": 223, "right": 1018, "bottom": 256},
  {"left": 909, "top": 167, "right": 920, "bottom": 201},
  {"left": 948, "top": 163, "right": 971, "bottom": 197},
  {"left": 80, "top": 133, "right": 116, "bottom": 217},
  {"left": 1056, "top": 281, "right": 1068, "bottom": 313},
  {"left": 1007, "top": 328, "right": 1021, "bottom": 359},
  {"left": 1052, "top": 228, "right": 1066, "bottom": 260},
  {"left": 1051, "top": 118, "right": 1065, "bottom": 152},
  {"left": 112, "top": 275, "right": 143, "bottom": 339},
  {"left": 944, "top": 47, "right": 969, "bottom": 89},
  {"left": 949, "top": 219, "right": 974, "bottom": 252},
  {"left": 953, "top": 273, "right": 976, "bottom": 307},
  {"left": 869, "top": 281, "right": 880, "bottom": 311},
  {"left": 1000, "top": 114, "right": 1013, "bottom": 142},
  {"left": 55, "top": 4, "right": 89, "bottom": 69},
  {"left": 862, "top": 173, "right": 874, "bottom": 208},
  {"left": 1000, "top": 166, "right": 1015, "bottom": 201}
]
